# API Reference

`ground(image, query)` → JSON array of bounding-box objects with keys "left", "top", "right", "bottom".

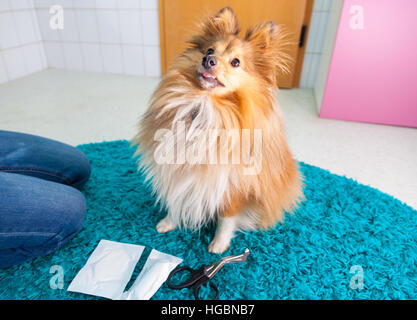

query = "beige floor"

[{"left": 1, "top": 69, "right": 416, "bottom": 209}]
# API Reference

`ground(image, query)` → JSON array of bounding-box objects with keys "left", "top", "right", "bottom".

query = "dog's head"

[{"left": 187, "top": 7, "right": 290, "bottom": 95}]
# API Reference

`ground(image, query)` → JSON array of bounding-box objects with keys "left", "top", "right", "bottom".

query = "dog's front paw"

[
  {"left": 156, "top": 217, "right": 176, "bottom": 233},
  {"left": 208, "top": 237, "right": 230, "bottom": 254}
]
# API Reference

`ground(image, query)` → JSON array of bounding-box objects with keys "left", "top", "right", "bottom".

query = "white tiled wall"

[
  {"left": 314, "top": 0, "right": 343, "bottom": 113},
  {"left": 300, "top": 0, "right": 331, "bottom": 88},
  {"left": 0, "top": 0, "right": 47, "bottom": 83},
  {"left": 33, "top": 0, "right": 160, "bottom": 77}
]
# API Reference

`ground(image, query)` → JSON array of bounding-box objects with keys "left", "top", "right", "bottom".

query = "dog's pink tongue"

[{"left": 202, "top": 72, "right": 211, "bottom": 78}]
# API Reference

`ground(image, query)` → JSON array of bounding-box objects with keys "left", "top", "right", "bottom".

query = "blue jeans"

[{"left": 0, "top": 130, "right": 91, "bottom": 269}]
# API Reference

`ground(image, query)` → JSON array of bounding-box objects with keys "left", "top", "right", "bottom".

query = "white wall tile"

[
  {"left": 307, "top": 53, "right": 320, "bottom": 87},
  {"left": 34, "top": 0, "right": 73, "bottom": 8},
  {"left": 62, "top": 42, "right": 83, "bottom": 70},
  {"left": 33, "top": 0, "right": 54, "bottom": 8},
  {"left": 119, "top": 11, "right": 142, "bottom": 44},
  {"left": 300, "top": 53, "right": 312, "bottom": 88},
  {"left": 101, "top": 43, "right": 122, "bottom": 73},
  {"left": 23, "top": 42, "right": 43, "bottom": 73},
  {"left": 30, "top": 10, "right": 42, "bottom": 41},
  {"left": 0, "top": 53, "right": 9, "bottom": 83},
  {"left": 81, "top": 43, "right": 103, "bottom": 72},
  {"left": 96, "top": 0, "right": 117, "bottom": 9},
  {"left": 73, "top": 0, "right": 96, "bottom": 8},
  {"left": 10, "top": 0, "right": 34, "bottom": 10},
  {"left": 36, "top": 8, "right": 60, "bottom": 41},
  {"left": 313, "top": 0, "right": 324, "bottom": 11},
  {"left": 0, "top": 12, "right": 20, "bottom": 49},
  {"left": 3, "top": 47, "right": 27, "bottom": 80},
  {"left": 60, "top": 9, "right": 79, "bottom": 41},
  {"left": 307, "top": 11, "right": 329, "bottom": 53},
  {"left": 0, "top": 1, "right": 11, "bottom": 12},
  {"left": 314, "top": 0, "right": 332, "bottom": 12},
  {"left": 38, "top": 41, "right": 47, "bottom": 68},
  {"left": 0, "top": 4, "right": 47, "bottom": 83},
  {"left": 122, "top": 45, "right": 143, "bottom": 75},
  {"left": 300, "top": 53, "right": 322, "bottom": 88},
  {"left": 14, "top": 11, "right": 38, "bottom": 45},
  {"left": 44, "top": 41, "right": 65, "bottom": 68},
  {"left": 119, "top": 0, "right": 140, "bottom": 9},
  {"left": 306, "top": 12, "right": 319, "bottom": 53},
  {"left": 300, "top": 7, "right": 332, "bottom": 88},
  {"left": 323, "top": 0, "right": 332, "bottom": 11},
  {"left": 143, "top": 45, "right": 160, "bottom": 76},
  {"left": 97, "top": 10, "right": 120, "bottom": 43},
  {"left": 141, "top": 10, "right": 159, "bottom": 46},
  {"left": 140, "top": 0, "right": 157, "bottom": 10},
  {"left": 315, "top": 12, "right": 330, "bottom": 52},
  {"left": 50, "top": 0, "right": 73, "bottom": 8},
  {"left": 75, "top": 10, "right": 99, "bottom": 42}
]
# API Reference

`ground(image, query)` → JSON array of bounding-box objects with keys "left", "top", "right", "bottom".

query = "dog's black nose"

[{"left": 202, "top": 55, "right": 217, "bottom": 69}]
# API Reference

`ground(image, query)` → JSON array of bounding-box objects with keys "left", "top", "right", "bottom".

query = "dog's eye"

[
  {"left": 231, "top": 58, "right": 240, "bottom": 68},
  {"left": 207, "top": 48, "right": 214, "bottom": 55}
]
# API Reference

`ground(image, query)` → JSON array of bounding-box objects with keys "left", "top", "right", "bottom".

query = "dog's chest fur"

[{"left": 144, "top": 95, "right": 235, "bottom": 230}]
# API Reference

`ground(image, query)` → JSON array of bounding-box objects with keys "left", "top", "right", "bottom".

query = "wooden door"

[{"left": 158, "top": 0, "right": 314, "bottom": 88}]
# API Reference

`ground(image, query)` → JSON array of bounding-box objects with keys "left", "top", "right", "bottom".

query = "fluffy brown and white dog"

[{"left": 133, "top": 7, "right": 303, "bottom": 253}]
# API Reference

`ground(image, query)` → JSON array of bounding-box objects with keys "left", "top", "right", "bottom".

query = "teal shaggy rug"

[{"left": 0, "top": 140, "right": 416, "bottom": 300}]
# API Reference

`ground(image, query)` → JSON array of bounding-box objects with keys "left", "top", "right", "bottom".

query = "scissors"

[{"left": 166, "top": 248, "right": 250, "bottom": 300}]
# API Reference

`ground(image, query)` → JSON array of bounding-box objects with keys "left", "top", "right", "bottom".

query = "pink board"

[{"left": 320, "top": 0, "right": 417, "bottom": 128}]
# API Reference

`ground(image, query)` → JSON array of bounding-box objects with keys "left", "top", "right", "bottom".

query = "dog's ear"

[
  {"left": 245, "top": 21, "right": 293, "bottom": 85},
  {"left": 202, "top": 7, "right": 239, "bottom": 36},
  {"left": 245, "top": 21, "right": 279, "bottom": 50}
]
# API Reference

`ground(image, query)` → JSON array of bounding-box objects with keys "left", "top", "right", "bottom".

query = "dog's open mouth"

[{"left": 197, "top": 70, "right": 224, "bottom": 89}]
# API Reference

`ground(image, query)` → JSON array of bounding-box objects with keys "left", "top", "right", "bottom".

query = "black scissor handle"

[
  {"left": 166, "top": 266, "right": 204, "bottom": 289},
  {"left": 193, "top": 276, "right": 219, "bottom": 300}
]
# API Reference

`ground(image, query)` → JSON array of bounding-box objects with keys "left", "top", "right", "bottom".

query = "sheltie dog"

[{"left": 133, "top": 7, "right": 303, "bottom": 253}]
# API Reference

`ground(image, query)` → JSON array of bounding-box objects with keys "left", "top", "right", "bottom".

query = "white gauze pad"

[
  {"left": 67, "top": 239, "right": 145, "bottom": 299},
  {"left": 119, "top": 249, "right": 183, "bottom": 300}
]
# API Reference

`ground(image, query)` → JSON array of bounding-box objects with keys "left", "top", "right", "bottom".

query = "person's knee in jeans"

[
  {"left": 0, "top": 173, "right": 87, "bottom": 269},
  {"left": 0, "top": 131, "right": 91, "bottom": 268},
  {"left": 0, "top": 130, "right": 91, "bottom": 188}
]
